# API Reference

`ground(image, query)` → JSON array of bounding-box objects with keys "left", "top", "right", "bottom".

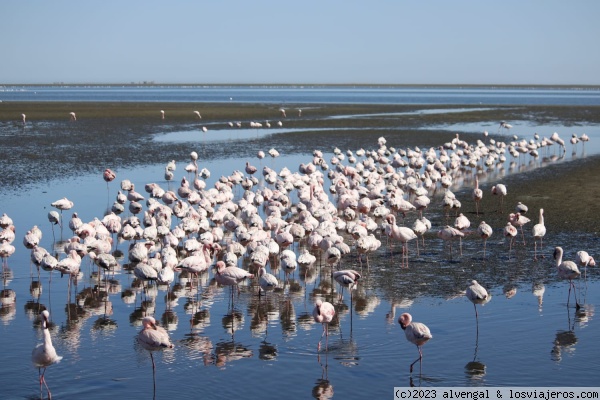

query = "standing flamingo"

[
  {"left": 386, "top": 214, "right": 417, "bottom": 267},
  {"left": 313, "top": 299, "right": 336, "bottom": 351},
  {"left": 532, "top": 208, "right": 546, "bottom": 260},
  {"left": 503, "top": 222, "right": 518, "bottom": 257},
  {"left": 257, "top": 266, "right": 278, "bottom": 299},
  {"left": 213, "top": 261, "right": 254, "bottom": 305},
  {"left": 553, "top": 246, "right": 581, "bottom": 309},
  {"left": 509, "top": 212, "right": 530, "bottom": 245},
  {"left": 472, "top": 176, "right": 483, "bottom": 215},
  {"left": 137, "top": 316, "right": 174, "bottom": 397},
  {"left": 437, "top": 225, "right": 464, "bottom": 260},
  {"left": 333, "top": 269, "right": 361, "bottom": 302},
  {"left": 491, "top": 184, "right": 507, "bottom": 213},
  {"left": 32, "top": 310, "right": 62, "bottom": 399},
  {"left": 575, "top": 251, "right": 596, "bottom": 281},
  {"left": 466, "top": 280, "right": 490, "bottom": 335},
  {"left": 398, "top": 312, "right": 432, "bottom": 374},
  {"left": 477, "top": 221, "right": 493, "bottom": 258}
]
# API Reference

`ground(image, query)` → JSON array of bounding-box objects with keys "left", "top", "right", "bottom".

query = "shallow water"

[{"left": 1, "top": 98, "right": 600, "bottom": 399}]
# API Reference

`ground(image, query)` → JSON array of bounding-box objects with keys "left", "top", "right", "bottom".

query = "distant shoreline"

[{"left": 1, "top": 83, "right": 600, "bottom": 90}]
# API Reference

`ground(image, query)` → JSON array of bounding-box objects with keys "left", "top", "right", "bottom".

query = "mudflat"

[{"left": 1, "top": 101, "right": 598, "bottom": 233}]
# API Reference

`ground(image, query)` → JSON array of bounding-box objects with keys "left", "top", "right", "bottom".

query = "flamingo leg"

[
  {"left": 409, "top": 346, "right": 424, "bottom": 374},
  {"left": 150, "top": 352, "right": 156, "bottom": 399},
  {"left": 483, "top": 239, "right": 487, "bottom": 258}
]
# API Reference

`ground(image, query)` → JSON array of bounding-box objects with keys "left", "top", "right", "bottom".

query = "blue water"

[
  {"left": 2, "top": 85, "right": 600, "bottom": 105},
  {"left": 1, "top": 87, "right": 599, "bottom": 399}
]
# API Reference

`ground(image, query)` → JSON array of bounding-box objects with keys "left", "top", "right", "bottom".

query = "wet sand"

[{"left": 1, "top": 101, "right": 599, "bottom": 233}]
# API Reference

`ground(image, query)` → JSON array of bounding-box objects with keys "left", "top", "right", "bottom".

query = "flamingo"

[
  {"left": 213, "top": 261, "right": 254, "bottom": 303},
  {"left": 553, "top": 246, "right": 581, "bottom": 309},
  {"left": 504, "top": 222, "right": 518, "bottom": 257},
  {"left": 472, "top": 176, "right": 483, "bottom": 215},
  {"left": 313, "top": 299, "right": 336, "bottom": 351},
  {"left": 257, "top": 266, "right": 278, "bottom": 299},
  {"left": 454, "top": 213, "right": 470, "bottom": 256},
  {"left": 477, "top": 221, "right": 493, "bottom": 258},
  {"left": 22, "top": 113, "right": 27, "bottom": 124},
  {"left": 532, "top": 209, "right": 546, "bottom": 260},
  {"left": 509, "top": 212, "right": 530, "bottom": 245},
  {"left": 385, "top": 214, "right": 417, "bottom": 267},
  {"left": 437, "top": 225, "right": 464, "bottom": 260},
  {"left": 491, "top": 184, "right": 507, "bottom": 213},
  {"left": 398, "top": 312, "right": 432, "bottom": 374},
  {"left": 332, "top": 269, "right": 361, "bottom": 302},
  {"left": 466, "top": 280, "right": 490, "bottom": 334},
  {"left": 575, "top": 251, "right": 596, "bottom": 280},
  {"left": 160, "top": 110, "right": 165, "bottom": 119},
  {"left": 69, "top": 112, "right": 76, "bottom": 121},
  {"left": 32, "top": 310, "right": 62, "bottom": 400},
  {"left": 193, "top": 110, "right": 201, "bottom": 119},
  {"left": 137, "top": 316, "right": 174, "bottom": 396}
]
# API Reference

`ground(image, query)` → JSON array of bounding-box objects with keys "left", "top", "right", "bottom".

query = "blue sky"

[{"left": 3, "top": 1, "right": 599, "bottom": 85}]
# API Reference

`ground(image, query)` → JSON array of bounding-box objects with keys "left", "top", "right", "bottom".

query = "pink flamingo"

[
  {"left": 554, "top": 247, "right": 581, "bottom": 309},
  {"left": 386, "top": 214, "right": 417, "bottom": 267},
  {"left": 313, "top": 299, "right": 336, "bottom": 351},
  {"left": 137, "top": 316, "right": 174, "bottom": 396},
  {"left": 477, "top": 221, "right": 493, "bottom": 258},
  {"left": 214, "top": 260, "right": 254, "bottom": 304},
  {"left": 509, "top": 212, "right": 530, "bottom": 245},
  {"left": 32, "top": 310, "right": 63, "bottom": 399},
  {"left": 437, "top": 225, "right": 464, "bottom": 260},
  {"left": 472, "top": 176, "right": 483, "bottom": 215},
  {"left": 398, "top": 312, "right": 432, "bottom": 373},
  {"left": 491, "top": 184, "right": 507, "bottom": 213},
  {"left": 532, "top": 209, "right": 546, "bottom": 260},
  {"left": 466, "top": 280, "right": 490, "bottom": 335},
  {"left": 575, "top": 251, "right": 596, "bottom": 280},
  {"left": 503, "top": 222, "right": 518, "bottom": 257},
  {"left": 333, "top": 269, "right": 361, "bottom": 302}
]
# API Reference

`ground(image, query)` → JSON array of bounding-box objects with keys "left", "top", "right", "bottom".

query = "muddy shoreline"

[{"left": 1, "top": 101, "right": 598, "bottom": 233}]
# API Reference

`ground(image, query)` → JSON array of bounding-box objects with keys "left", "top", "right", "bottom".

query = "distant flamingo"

[
  {"left": 333, "top": 269, "right": 361, "bottom": 302},
  {"left": 193, "top": 110, "right": 201, "bottom": 119},
  {"left": 491, "top": 184, "right": 507, "bottom": 213},
  {"left": 437, "top": 225, "right": 464, "bottom": 260},
  {"left": 386, "top": 214, "right": 417, "bottom": 267},
  {"left": 32, "top": 310, "right": 62, "bottom": 399},
  {"left": 214, "top": 261, "right": 254, "bottom": 304},
  {"left": 257, "top": 266, "right": 278, "bottom": 299},
  {"left": 472, "top": 176, "right": 483, "bottom": 215},
  {"left": 69, "top": 112, "right": 76, "bottom": 121},
  {"left": 504, "top": 221, "right": 518, "bottom": 257},
  {"left": 22, "top": 113, "right": 27, "bottom": 124},
  {"left": 477, "top": 221, "right": 493, "bottom": 258},
  {"left": 160, "top": 110, "right": 165, "bottom": 119},
  {"left": 137, "top": 316, "right": 174, "bottom": 396},
  {"left": 575, "top": 251, "right": 596, "bottom": 280},
  {"left": 553, "top": 246, "right": 581, "bottom": 309},
  {"left": 532, "top": 209, "right": 546, "bottom": 260},
  {"left": 466, "top": 280, "right": 490, "bottom": 334},
  {"left": 509, "top": 212, "right": 530, "bottom": 245},
  {"left": 313, "top": 299, "right": 336, "bottom": 351},
  {"left": 398, "top": 312, "right": 432, "bottom": 373}
]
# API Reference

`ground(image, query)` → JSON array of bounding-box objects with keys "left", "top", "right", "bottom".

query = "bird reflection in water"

[
  {"left": 465, "top": 315, "right": 486, "bottom": 382},
  {"left": 258, "top": 339, "right": 277, "bottom": 361},
  {"left": 180, "top": 332, "right": 214, "bottom": 366},
  {"left": 214, "top": 340, "right": 253, "bottom": 368},
  {"left": 280, "top": 298, "right": 297, "bottom": 338},
  {"left": 551, "top": 307, "right": 579, "bottom": 362},
  {"left": 532, "top": 283, "right": 545, "bottom": 312},
  {"left": 313, "top": 352, "right": 334, "bottom": 399},
  {"left": 190, "top": 308, "right": 211, "bottom": 331},
  {"left": 222, "top": 310, "right": 244, "bottom": 337}
]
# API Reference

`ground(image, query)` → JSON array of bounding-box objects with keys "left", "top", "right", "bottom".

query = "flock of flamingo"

[{"left": 0, "top": 112, "right": 597, "bottom": 397}]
